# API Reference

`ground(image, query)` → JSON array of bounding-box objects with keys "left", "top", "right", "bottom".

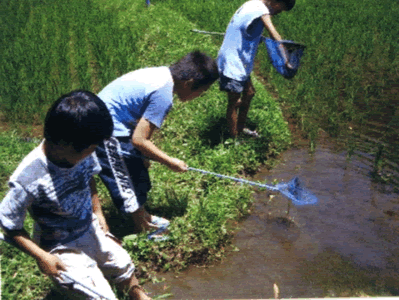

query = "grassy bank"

[{"left": 0, "top": 0, "right": 289, "bottom": 298}]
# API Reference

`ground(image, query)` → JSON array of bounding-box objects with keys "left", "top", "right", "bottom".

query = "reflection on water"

[{"left": 147, "top": 146, "right": 399, "bottom": 298}]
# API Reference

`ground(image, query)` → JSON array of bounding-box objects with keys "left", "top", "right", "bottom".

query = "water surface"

[{"left": 147, "top": 145, "right": 399, "bottom": 298}]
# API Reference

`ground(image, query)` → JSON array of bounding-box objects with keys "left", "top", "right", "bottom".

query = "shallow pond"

[{"left": 147, "top": 144, "right": 399, "bottom": 298}]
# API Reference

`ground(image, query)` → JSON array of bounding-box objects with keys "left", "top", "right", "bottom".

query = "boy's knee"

[{"left": 227, "top": 93, "right": 242, "bottom": 109}]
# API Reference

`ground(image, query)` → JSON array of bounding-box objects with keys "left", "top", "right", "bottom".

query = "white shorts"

[{"left": 50, "top": 216, "right": 135, "bottom": 299}]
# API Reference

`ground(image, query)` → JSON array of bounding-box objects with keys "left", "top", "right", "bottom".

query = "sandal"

[
  {"left": 147, "top": 226, "right": 169, "bottom": 241},
  {"left": 150, "top": 215, "right": 170, "bottom": 228}
]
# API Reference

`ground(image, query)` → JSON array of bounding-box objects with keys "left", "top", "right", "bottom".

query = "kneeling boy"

[{"left": 0, "top": 90, "right": 150, "bottom": 300}]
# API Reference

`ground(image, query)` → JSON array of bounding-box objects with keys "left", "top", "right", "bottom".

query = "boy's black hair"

[
  {"left": 44, "top": 90, "right": 113, "bottom": 152},
  {"left": 169, "top": 51, "right": 219, "bottom": 90},
  {"left": 280, "top": 0, "right": 295, "bottom": 11}
]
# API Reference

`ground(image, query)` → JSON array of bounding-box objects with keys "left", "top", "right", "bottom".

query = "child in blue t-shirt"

[
  {"left": 0, "top": 90, "right": 151, "bottom": 300},
  {"left": 96, "top": 51, "right": 219, "bottom": 238},
  {"left": 217, "top": 0, "right": 295, "bottom": 137}
]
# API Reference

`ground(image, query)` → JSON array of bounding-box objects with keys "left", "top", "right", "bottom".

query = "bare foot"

[
  {"left": 128, "top": 207, "right": 158, "bottom": 233},
  {"left": 130, "top": 285, "right": 152, "bottom": 300}
]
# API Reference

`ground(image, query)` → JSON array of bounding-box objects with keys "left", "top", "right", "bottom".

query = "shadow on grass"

[
  {"left": 102, "top": 203, "right": 136, "bottom": 238},
  {"left": 199, "top": 116, "right": 230, "bottom": 147},
  {"left": 198, "top": 116, "right": 261, "bottom": 148},
  {"left": 147, "top": 188, "right": 189, "bottom": 221},
  {"left": 42, "top": 290, "right": 63, "bottom": 300}
]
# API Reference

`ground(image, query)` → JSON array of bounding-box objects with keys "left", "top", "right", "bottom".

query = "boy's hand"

[
  {"left": 168, "top": 158, "right": 188, "bottom": 172},
  {"left": 278, "top": 44, "right": 292, "bottom": 68},
  {"left": 37, "top": 252, "right": 68, "bottom": 278},
  {"left": 285, "top": 61, "right": 294, "bottom": 69}
]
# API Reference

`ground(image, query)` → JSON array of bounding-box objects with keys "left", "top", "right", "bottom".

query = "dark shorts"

[
  {"left": 96, "top": 137, "right": 151, "bottom": 214},
  {"left": 219, "top": 74, "right": 250, "bottom": 94}
]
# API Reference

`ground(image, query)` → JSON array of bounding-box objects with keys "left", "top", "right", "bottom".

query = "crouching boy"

[
  {"left": 0, "top": 90, "right": 150, "bottom": 300},
  {"left": 96, "top": 51, "right": 219, "bottom": 237}
]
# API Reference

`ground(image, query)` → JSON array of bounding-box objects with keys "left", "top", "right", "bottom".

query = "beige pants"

[{"left": 49, "top": 216, "right": 135, "bottom": 299}]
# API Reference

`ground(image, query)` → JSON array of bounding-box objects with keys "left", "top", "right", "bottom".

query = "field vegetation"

[
  {"left": 163, "top": 0, "right": 399, "bottom": 147},
  {"left": 0, "top": 0, "right": 398, "bottom": 298}
]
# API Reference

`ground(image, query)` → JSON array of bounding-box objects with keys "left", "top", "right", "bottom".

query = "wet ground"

[{"left": 147, "top": 144, "right": 399, "bottom": 298}]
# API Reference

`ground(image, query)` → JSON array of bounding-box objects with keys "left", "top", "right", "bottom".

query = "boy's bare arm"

[
  {"left": 90, "top": 178, "right": 109, "bottom": 233},
  {"left": 132, "top": 117, "right": 187, "bottom": 172},
  {"left": 6, "top": 229, "right": 67, "bottom": 278},
  {"left": 261, "top": 14, "right": 291, "bottom": 66},
  {"left": 262, "top": 14, "right": 282, "bottom": 41}
]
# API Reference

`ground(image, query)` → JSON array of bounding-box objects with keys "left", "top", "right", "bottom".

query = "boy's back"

[{"left": 98, "top": 66, "right": 173, "bottom": 138}]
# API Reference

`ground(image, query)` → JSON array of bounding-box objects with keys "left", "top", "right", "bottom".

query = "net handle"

[
  {"left": 189, "top": 167, "right": 318, "bottom": 205},
  {"left": 188, "top": 167, "right": 279, "bottom": 191}
]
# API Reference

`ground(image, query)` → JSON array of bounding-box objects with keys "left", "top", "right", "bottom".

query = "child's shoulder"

[
  {"left": 242, "top": 0, "right": 267, "bottom": 9},
  {"left": 10, "top": 144, "right": 47, "bottom": 187},
  {"left": 133, "top": 66, "right": 173, "bottom": 90},
  {"left": 235, "top": 0, "right": 269, "bottom": 16}
]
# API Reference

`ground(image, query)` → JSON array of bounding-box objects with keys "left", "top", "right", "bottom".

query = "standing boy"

[
  {"left": 96, "top": 51, "right": 219, "bottom": 237},
  {"left": 0, "top": 90, "right": 150, "bottom": 300},
  {"left": 217, "top": 0, "right": 295, "bottom": 137}
]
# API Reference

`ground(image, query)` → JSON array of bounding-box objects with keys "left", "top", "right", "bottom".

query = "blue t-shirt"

[
  {"left": 98, "top": 66, "right": 174, "bottom": 137},
  {"left": 217, "top": 0, "right": 270, "bottom": 81},
  {"left": 0, "top": 142, "right": 101, "bottom": 249}
]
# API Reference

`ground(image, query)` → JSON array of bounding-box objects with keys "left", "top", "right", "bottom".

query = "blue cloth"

[
  {"left": 98, "top": 66, "right": 174, "bottom": 137},
  {"left": 264, "top": 38, "right": 305, "bottom": 79},
  {"left": 217, "top": 0, "right": 270, "bottom": 82}
]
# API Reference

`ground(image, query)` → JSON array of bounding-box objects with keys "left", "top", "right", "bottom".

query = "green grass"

[
  {"left": 256, "top": 0, "right": 399, "bottom": 140},
  {"left": 0, "top": 0, "right": 290, "bottom": 298},
  {"left": 0, "top": 0, "right": 141, "bottom": 123},
  {"left": 1, "top": 0, "right": 398, "bottom": 298}
]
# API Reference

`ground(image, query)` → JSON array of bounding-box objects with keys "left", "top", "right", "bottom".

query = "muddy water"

[{"left": 147, "top": 145, "right": 399, "bottom": 298}]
